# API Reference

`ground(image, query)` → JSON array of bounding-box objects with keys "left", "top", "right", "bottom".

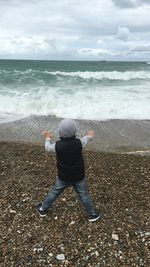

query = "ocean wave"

[
  {"left": 1, "top": 69, "right": 150, "bottom": 82},
  {"left": 0, "top": 85, "right": 150, "bottom": 120},
  {"left": 45, "top": 70, "right": 150, "bottom": 80}
]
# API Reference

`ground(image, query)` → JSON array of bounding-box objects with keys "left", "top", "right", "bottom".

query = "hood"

[{"left": 58, "top": 119, "right": 77, "bottom": 138}]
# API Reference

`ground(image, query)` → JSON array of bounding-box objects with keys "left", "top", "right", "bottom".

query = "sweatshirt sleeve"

[
  {"left": 45, "top": 138, "right": 56, "bottom": 152},
  {"left": 80, "top": 135, "right": 93, "bottom": 148}
]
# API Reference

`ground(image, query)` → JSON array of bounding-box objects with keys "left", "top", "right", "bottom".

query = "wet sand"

[
  {"left": 0, "top": 116, "right": 150, "bottom": 154},
  {"left": 1, "top": 141, "right": 150, "bottom": 266}
]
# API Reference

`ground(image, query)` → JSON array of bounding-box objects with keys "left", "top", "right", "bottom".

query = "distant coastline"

[{"left": 0, "top": 58, "right": 149, "bottom": 62}]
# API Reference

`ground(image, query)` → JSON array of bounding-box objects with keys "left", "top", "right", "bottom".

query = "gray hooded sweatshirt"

[
  {"left": 58, "top": 119, "right": 77, "bottom": 138},
  {"left": 45, "top": 119, "right": 92, "bottom": 152}
]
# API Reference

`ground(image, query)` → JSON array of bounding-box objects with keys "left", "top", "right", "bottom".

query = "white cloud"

[
  {"left": 117, "top": 27, "right": 130, "bottom": 41},
  {"left": 130, "top": 43, "right": 150, "bottom": 52},
  {"left": 97, "top": 39, "right": 103, "bottom": 45},
  {"left": 0, "top": 36, "right": 50, "bottom": 54},
  {"left": 79, "top": 48, "right": 110, "bottom": 56}
]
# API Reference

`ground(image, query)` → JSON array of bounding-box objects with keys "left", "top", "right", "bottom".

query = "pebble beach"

[{"left": 1, "top": 141, "right": 150, "bottom": 267}]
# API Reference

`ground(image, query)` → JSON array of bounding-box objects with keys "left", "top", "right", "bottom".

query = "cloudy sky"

[{"left": 0, "top": 0, "right": 150, "bottom": 61}]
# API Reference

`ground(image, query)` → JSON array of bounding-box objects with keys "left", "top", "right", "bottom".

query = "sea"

[{"left": 0, "top": 60, "right": 150, "bottom": 123}]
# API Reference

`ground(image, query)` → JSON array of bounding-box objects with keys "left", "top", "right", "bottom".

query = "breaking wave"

[
  {"left": 44, "top": 70, "right": 150, "bottom": 80},
  {"left": 1, "top": 69, "right": 150, "bottom": 82}
]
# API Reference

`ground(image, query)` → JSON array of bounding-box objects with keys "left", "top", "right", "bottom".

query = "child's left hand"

[{"left": 87, "top": 130, "right": 95, "bottom": 138}]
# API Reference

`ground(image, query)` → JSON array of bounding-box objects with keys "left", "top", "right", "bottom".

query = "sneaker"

[
  {"left": 37, "top": 203, "right": 48, "bottom": 217},
  {"left": 88, "top": 212, "right": 101, "bottom": 222}
]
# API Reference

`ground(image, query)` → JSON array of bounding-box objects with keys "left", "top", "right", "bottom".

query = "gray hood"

[{"left": 58, "top": 119, "right": 77, "bottom": 138}]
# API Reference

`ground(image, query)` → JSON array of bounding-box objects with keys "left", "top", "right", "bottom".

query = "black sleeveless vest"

[{"left": 55, "top": 137, "right": 85, "bottom": 182}]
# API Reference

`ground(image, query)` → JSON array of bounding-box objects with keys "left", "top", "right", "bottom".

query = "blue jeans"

[{"left": 42, "top": 177, "right": 96, "bottom": 216}]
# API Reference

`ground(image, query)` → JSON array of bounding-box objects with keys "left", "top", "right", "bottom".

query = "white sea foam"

[
  {"left": 45, "top": 70, "right": 150, "bottom": 80},
  {"left": 0, "top": 84, "right": 150, "bottom": 121}
]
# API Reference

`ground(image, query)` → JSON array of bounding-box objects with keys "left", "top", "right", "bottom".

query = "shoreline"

[{"left": 0, "top": 115, "right": 150, "bottom": 154}]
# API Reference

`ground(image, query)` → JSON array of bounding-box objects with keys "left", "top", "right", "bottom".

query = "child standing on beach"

[{"left": 37, "top": 119, "right": 100, "bottom": 222}]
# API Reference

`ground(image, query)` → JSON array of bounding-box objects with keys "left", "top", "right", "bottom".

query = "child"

[{"left": 37, "top": 119, "right": 100, "bottom": 222}]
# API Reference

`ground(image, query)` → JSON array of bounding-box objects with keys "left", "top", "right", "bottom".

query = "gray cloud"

[
  {"left": 117, "top": 27, "right": 130, "bottom": 41},
  {"left": 112, "top": 0, "right": 150, "bottom": 8},
  {"left": 130, "top": 44, "right": 150, "bottom": 52},
  {"left": 112, "top": 0, "right": 139, "bottom": 8}
]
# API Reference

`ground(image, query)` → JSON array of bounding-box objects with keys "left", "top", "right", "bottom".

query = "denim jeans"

[{"left": 42, "top": 177, "right": 96, "bottom": 216}]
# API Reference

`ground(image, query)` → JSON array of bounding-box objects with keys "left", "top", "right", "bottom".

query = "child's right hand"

[
  {"left": 87, "top": 130, "right": 95, "bottom": 138},
  {"left": 42, "top": 131, "right": 53, "bottom": 139}
]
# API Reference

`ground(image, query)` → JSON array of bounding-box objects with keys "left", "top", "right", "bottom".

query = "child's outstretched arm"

[
  {"left": 42, "top": 131, "right": 56, "bottom": 152},
  {"left": 80, "top": 130, "right": 95, "bottom": 148}
]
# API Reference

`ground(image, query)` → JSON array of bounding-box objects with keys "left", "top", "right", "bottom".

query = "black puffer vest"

[{"left": 55, "top": 137, "right": 85, "bottom": 182}]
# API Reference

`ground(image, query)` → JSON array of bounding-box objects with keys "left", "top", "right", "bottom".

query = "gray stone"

[{"left": 56, "top": 254, "right": 65, "bottom": 261}]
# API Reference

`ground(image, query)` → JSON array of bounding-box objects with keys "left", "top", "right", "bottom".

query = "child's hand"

[
  {"left": 87, "top": 130, "right": 95, "bottom": 138},
  {"left": 42, "top": 131, "right": 53, "bottom": 139}
]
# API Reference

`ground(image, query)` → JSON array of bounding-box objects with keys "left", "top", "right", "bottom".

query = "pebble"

[
  {"left": 33, "top": 244, "right": 43, "bottom": 253},
  {"left": 23, "top": 197, "right": 30, "bottom": 202},
  {"left": 112, "top": 233, "right": 119, "bottom": 241},
  {"left": 63, "top": 260, "right": 69, "bottom": 266},
  {"left": 33, "top": 247, "right": 43, "bottom": 253},
  {"left": 138, "top": 258, "right": 144, "bottom": 267},
  {"left": 9, "top": 209, "right": 17, "bottom": 214},
  {"left": 140, "top": 232, "right": 150, "bottom": 237},
  {"left": 95, "top": 251, "right": 99, "bottom": 257},
  {"left": 56, "top": 254, "right": 65, "bottom": 261},
  {"left": 58, "top": 244, "right": 65, "bottom": 251},
  {"left": 69, "top": 221, "right": 75, "bottom": 225}
]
